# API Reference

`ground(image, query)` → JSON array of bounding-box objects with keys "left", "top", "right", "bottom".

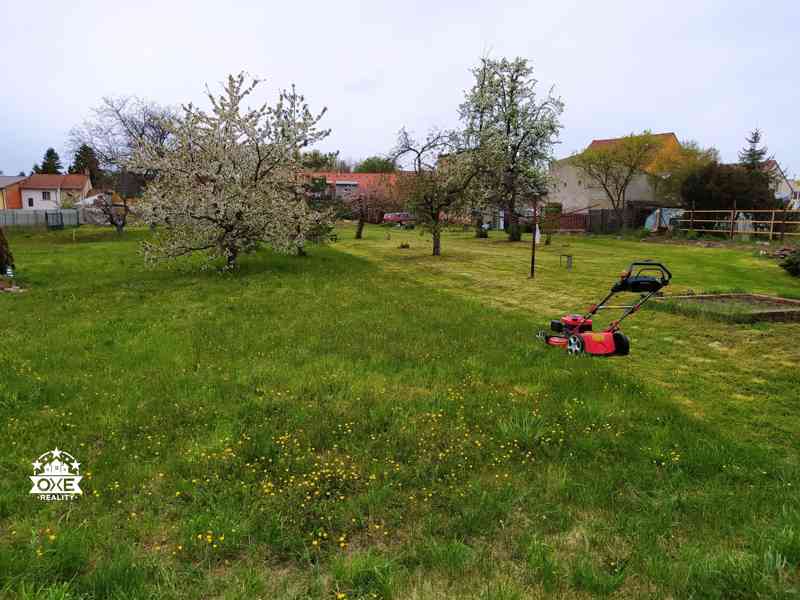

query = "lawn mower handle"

[{"left": 626, "top": 261, "right": 672, "bottom": 284}]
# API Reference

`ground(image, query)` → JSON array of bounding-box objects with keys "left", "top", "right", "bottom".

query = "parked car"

[{"left": 383, "top": 212, "right": 416, "bottom": 227}]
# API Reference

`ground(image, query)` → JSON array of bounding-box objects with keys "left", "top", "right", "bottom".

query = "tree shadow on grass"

[{"left": 2, "top": 235, "right": 798, "bottom": 598}]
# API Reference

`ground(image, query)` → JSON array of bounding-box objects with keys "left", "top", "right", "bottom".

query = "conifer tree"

[
  {"left": 738, "top": 129, "right": 768, "bottom": 170},
  {"left": 69, "top": 144, "right": 103, "bottom": 184},
  {"left": 33, "top": 148, "right": 63, "bottom": 174}
]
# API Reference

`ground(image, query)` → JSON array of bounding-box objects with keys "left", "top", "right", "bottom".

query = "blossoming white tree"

[
  {"left": 131, "top": 73, "right": 332, "bottom": 269},
  {"left": 460, "top": 57, "right": 563, "bottom": 242}
]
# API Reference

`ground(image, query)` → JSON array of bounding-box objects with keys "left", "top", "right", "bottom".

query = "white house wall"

[
  {"left": 20, "top": 189, "right": 60, "bottom": 210},
  {"left": 19, "top": 185, "right": 89, "bottom": 210},
  {"left": 549, "top": 161, "right": 666, "bottom": 212}
]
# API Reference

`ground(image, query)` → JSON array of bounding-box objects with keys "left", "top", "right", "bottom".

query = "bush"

[{"left": 780, "top": 251, "right": 800, "bottom": 277}]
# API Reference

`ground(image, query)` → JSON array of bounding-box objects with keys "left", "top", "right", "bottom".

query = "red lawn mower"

[{"left": 537, "top": 261, "right": 672, "bottom": 356}]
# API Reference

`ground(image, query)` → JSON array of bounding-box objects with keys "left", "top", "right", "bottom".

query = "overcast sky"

[{"left": 1, "top": 0, "right": 797, "bottom": 178}]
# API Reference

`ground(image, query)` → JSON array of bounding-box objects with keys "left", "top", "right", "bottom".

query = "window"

[
  {"left": 28, "top": 198, "right": 34, "bottom": 207},
  {"left": 42, "top": 191, "right": 51, "bottom": 201}
]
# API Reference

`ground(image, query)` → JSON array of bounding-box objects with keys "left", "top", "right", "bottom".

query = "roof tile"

[{"left": 23, "top": 174, "right": 90, "bottom": 190}]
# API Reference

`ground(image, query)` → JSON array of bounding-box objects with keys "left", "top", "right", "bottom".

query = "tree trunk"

[
  {"left": 507, "top": 208, "right": 521, "bottom": 241},
  {"left": 225, "top": 247, "right": 238, "bottom": 270},
  {"left": 475, "top": 213, "right": 488, "bottom": 238},
  {"left": 529, "top": 222, "right": 537, "bottom": 278},
  {"left": 355, "top": 217, "right": 365, "bottom": 239},
  {"left": 613, "top": 197, "right": 625, "bottom": 233},
  {"left": 0, "top": 227, "right": 14, "bottom": 272},
  {"left": 432, "top": 224, "right": 441, "bottom": 256}
]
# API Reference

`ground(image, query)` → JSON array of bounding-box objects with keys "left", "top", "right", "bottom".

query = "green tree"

[
  {"left": 681, "top": 163, "right": 776, "bottom": 211},
  {"left": 739, "top": 129, "right": 768, "bottom": 170},
  {"left": 648, "top": 140, "right": 719, "bottom": 205},
  {"left": 354, "top": 156, "right": 396, "bottom": 173},
  {"left": 572, "top": 132, "right": 662, "bottom": 226},
  {"left": 69, "top": 144, "right": 104, "bottom": 185},
  {"left": 334, "top": 158, "right": 353, "bottom": 172},
  {"left": 301, "top": 149, "right": 340, "bottom": 171},
  {"left": 33, "top": 148, "right": 63, "bottom": 174}
]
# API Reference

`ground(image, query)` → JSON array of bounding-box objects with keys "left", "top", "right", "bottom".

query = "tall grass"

[{"left": 0, "top": 226, "right": 798, "bottom": 598}]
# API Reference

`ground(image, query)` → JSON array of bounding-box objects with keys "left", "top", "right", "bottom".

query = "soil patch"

[{"left": 654, "top": 293, "right": 800, "bottom": 323}]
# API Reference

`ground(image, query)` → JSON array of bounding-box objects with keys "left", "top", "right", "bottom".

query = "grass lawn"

[{"left": 1, "top": 224, "right": 799, "bottom": 599}]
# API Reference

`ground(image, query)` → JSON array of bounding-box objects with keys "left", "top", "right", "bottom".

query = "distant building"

[
  {"left": 306, "top": 172, "right": 399, "bottom": 199},
  {"left": 548, "top": 132, "right": 682, "bottom": 213},
  {"left": 761, "top": 160, "right": 795, "bottom": 205},
  {"left": 305, "top": 171, "right": 402, "bottom": 223},
  {"left": 0, "top": 175, "right": 27, "bottom": 209},
  {"left": 18, "top": 174, "right": 92, "bottom": 209}
]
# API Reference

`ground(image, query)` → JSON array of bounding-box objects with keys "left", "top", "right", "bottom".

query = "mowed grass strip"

[
  {"left": 341, "top": 226, "right": 800, "bottom": 456},
  {"left": 0, "top": 226, "right": 798, "bottom": 599}
]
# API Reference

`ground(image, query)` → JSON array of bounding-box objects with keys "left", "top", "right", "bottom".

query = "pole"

[
  {"left": 781, "top": 206, "right": 787, "bottom": 241},
  {"left": 729, "top": 207, "right": 736, "bottom": 239},
  {"left": 529, "top": 204, "right": 537, "bottom": 278}
]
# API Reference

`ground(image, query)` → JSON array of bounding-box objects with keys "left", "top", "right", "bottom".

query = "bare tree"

[
  {"left": 90, "top": 192, "right": 134, "bottom": 235},
  {"left": 70, "top": 97, "right": 178, "bottom": 198},
  {"left": 392, "top": 129, "right": 476, "bottom": 256},
  {"left": 70, "top": 97, "right": 177, "bottom": 170},
  {"left": 342, "top": 174, "right": 400, "bottom": 239}
]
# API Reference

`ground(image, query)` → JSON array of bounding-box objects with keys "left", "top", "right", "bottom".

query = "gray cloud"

[{"left": 1, "top": 0, "right": 797, "bottom": 177}]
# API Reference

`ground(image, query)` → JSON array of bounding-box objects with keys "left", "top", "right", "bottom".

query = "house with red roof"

[
  {"left": 548, "top": 133, "right": 681, "bottom": 213},
  {"left": 16, "top": 174, "right": 92, "bottom": 209},
  {"left": 306, "top": 172, "right": 399, "bottom": 199},
  {"left": 305, "top": 171, "right": 403, "bottom": 223},
  {"left": 0, "top": 176, "right": 27, "bottom": 210}
]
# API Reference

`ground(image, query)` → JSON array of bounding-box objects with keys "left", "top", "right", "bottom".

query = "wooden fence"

[
  {"left": 677, "top": 210, "right": 800, "bottom": 239},
  {"left": 558, "top": 213, "right": 587, "bottom": 232}
]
